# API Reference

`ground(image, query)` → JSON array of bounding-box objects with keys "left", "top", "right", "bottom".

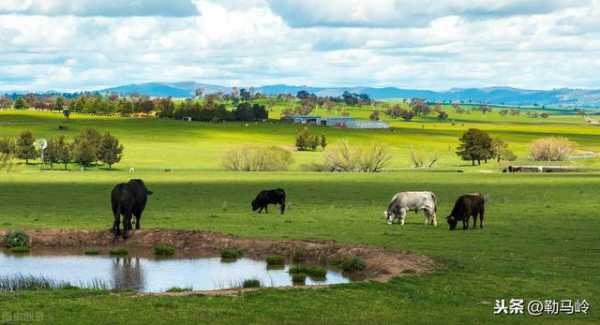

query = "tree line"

[{"left": 0, "top": 129, "right": 123, "bottom": 169}]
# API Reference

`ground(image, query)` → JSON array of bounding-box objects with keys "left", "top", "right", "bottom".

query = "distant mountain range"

[{"left": 7, "top": 82, "right": 600, "bottom": 108}]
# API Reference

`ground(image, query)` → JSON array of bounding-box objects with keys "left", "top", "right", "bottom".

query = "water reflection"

[{"left": 0, "top": 252, "right": 349, "bottom": 292}]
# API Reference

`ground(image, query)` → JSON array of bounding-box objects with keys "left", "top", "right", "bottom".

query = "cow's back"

[{"left": 391, "top": 191, "right": 436, "bottom": 210}]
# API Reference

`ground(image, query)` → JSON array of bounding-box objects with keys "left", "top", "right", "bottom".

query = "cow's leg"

[
  {"left": 258, "top": 207, "right": 263, "bottom": 214},
  {"left": 135, "top": 212, "right": 142, "bottom": 230},
  {"left": 425, "top": 208, "right": 437, "bottom": 226},
  {"left": 265, "top": 205, "right": 269, "bottom": 214},
  {"left": 462, "top": 216, "right": 468, "bottom": 230},
  {"left": 112, "top": 203, "right": 121, "bottom": 240},
  {"left": 122, "top": 208, "right": 132, "bottom": 239},
  {"left": 399, "top": 208, "right": 407, "bottom": 225},
  {"left": 280, "top": 199, "right": 285, "bottom": 215},
  {"left": 471, "top": 214, "right": 477, "bottom": 229},
  {"left": 423, "top": 209, "right": 429, "bottom": 225}
]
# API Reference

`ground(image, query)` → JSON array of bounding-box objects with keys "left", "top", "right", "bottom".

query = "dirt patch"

[{"left": 0, "top": 228, "right": 436, "bottom": 284}]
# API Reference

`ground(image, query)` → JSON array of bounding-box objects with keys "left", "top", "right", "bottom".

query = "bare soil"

[{"left": 1, "top": 228, "right": 437, "bottom": 284}]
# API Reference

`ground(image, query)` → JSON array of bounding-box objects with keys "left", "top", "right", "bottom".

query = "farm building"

[
  {"left": 281, "top": 115, "right": 389, "bottom": 129},
  {"left": 280, "top": 115, "right": 322, "bottom": 125},
  {"left": 322, "top": 116, "right": 389, "bottom": 129}
]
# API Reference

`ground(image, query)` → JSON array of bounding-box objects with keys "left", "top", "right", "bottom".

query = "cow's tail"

[
  {"left": 431, "top": 192, "right": 438, "bottom": 213},
  {"left": 482, "top": 193, "right": 490, "bottom": 203}
]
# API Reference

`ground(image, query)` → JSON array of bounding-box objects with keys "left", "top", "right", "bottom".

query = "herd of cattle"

[{"left": 110, "top": 179, "right": 487, "bottom": 240}]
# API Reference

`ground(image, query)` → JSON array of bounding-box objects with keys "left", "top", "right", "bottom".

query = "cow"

[
  {"left": 384, "top": 191, "right": 438, "bottom": 226},
  {"left": 111, "top": 179, "right": 153, "bottom": 240},
  {"left": 252, "top": 188, "right": 286, "bottom": 214},
  {"left": 446, "top": 193, "right": 486, "bottom": 230}
]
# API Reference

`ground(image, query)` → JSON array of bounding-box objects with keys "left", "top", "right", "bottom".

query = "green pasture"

[{"left": 0, "top": 109, "right": 598, "bottom": 324}]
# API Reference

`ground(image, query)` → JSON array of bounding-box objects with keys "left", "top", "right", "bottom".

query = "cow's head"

[
  {"left": 384, "top": 210, "right": 394, "bottom": 225},
  {"left": 251, "top": 199, "right": 259, "bottom": 211},
  {"left": 130, "top": 179, "right": 153, "bottom": 195},
  {"left": 446, "top": 215, "right": 457, "bottom": 230}
]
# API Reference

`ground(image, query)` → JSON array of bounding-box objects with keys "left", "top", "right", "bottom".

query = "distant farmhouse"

[{"left": 281, "top": 115, "right": 389, "bottom": 129}]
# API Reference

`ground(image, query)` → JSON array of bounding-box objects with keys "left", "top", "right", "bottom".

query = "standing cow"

[
  {"left": 252, "top": 188, "right": 286, "bottom": 214},
  {"left": 384, "top": 191, "right": 438, "bottom": 226},
  {"left": 111, "top": 179, "right": 153, "bottom": 240},
  {"left": 446, "top": 193, "right": 486, "bottom": 230}
]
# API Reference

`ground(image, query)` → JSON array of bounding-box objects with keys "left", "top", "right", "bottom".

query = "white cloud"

[{"left": 1, "top": 0, "right": 600, "bottom": 91}]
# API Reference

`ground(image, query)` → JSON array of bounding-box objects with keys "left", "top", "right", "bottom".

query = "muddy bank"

[{"left": 1, "top": 228, "right": 436, "bottom": 282}]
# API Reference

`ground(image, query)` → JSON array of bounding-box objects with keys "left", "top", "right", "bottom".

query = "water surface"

[{"left": 0, "top": 251, "right": 349, "bottom": 292}]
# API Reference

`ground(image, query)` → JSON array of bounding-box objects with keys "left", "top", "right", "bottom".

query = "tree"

[
  {"left": 98, "top": 133, "right": 124, "bottom": 169},
  {"left": 54, "top": 96, "right": 65, "bottom": 110},
  {"left": 295, "top": 127, "right": 319, "bottom": 151},
  {"left": 16, "top": 131, "right": 38, "bottom": 164},
  {"left": 14, "top": 97, "right": 27, "bottom": 109},
  {"left": 369, "top": 110, "right": 381, "bottom": 121},
  {"left": 320, "top": 134, "right": 327, "bottom": 149},
  {"left": 63, "top": 109, "right": 70, "bottom": 119},
  {"left": 437, "top": 111, "right": 449, "bottom": 120},
  {"left": 73, "top": 128, "right": 102, "bottom": 167},
  {"left": 400, "top": 109, "right": 415, "bottom": 121},
  {"left": 491, "top": 138, "right": 517, "bottom": 162},
  {"left": 456, "top": 129, "right": 493, "bottom": 165},
  {"left": 55, "top": 136, "right": 72, "bottom": 169},
  {"left": 0, "top": 137, "right": 15, "bottom": 156}
]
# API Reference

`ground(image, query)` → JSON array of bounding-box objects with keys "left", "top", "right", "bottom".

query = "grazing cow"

[
  {"left": 384, "top": 191, "right": 438, "bottom": 226},
  {"left": 252, "top": 188, "right": 286, "bottom": 214},
  {"left": 111, "top": 179, "right": 153, "bottom": 240},
  {"left": 446, "top": 193, "right": 486, "bottom": 230}
]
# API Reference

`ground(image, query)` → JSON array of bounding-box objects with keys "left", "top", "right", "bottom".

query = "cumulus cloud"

[
  {"left": 0, "top": 0, "right": 198, "bottom": 17},
  {"left": 267, "top": 0, "right": 587, "bottom": 28},
  {"left": 0, "top": 0, "right": 600, "bottom": 91}
]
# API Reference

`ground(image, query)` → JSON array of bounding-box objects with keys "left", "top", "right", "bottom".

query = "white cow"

[{"left": 384, "top": 191, "right": 438, "bottom": 226}]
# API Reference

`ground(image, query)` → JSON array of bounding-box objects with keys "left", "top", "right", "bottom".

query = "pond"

[{"left": 0, "top": 251, "right": 350, "bottom": 292}]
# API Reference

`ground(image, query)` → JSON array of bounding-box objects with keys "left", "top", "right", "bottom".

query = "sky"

[{"left": 1, "top": 0, "right": 600, "bottom": 91}]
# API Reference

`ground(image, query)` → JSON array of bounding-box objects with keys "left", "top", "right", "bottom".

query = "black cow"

[
  {"left": 446, "top": 193, "right": 486, "bottom": 230},
  {"left": 252, "top": 189, "right": 286, "bottom": 214},
  {"left": 111, "top": 179, "right": 153, "bottom": 240}
]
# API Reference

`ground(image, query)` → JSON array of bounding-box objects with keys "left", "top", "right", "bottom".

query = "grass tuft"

[
  {"left": 266, "top": 255, "right": 285, "bottom": 266},
  {"left": 220, "top": 248, "right": 244, "bottom": 260},
  {"left": 341, "top": 256, "right": 366, "bottom": 272},
  {"left": 289, "top": 265, "right": 327, "bottom": 279},
  {"left": 154, "top": 244, "right": 176, "bottom": 256},
  {"left": 109, "top": 248, "right": 128, "bottom": 256},
  {"left": 291, "top": 273, "right": 306, "bottom": 284},
  {"left": 84, "top": 249, "right": 99, "bottom": 255},
  {"left": 242, "top": 279, "right": 261, "bottom": 288},
  {"left": 8, "top": 246, "right": 30, "bottom": 253},
  {"left": 166, "top": 287, "right": 192, "bottom": 293}
]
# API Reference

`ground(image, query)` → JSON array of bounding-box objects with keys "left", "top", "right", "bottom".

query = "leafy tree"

[
  {"left": 456, "top": 128, "right": 493, "bottom": 165},
  {"left": 437, "top": 111, "right": 449, "bottom": 120},
  {"left": 410, "top": 99, "right": 430, "bottom": 116},
  {"left": 491, "top": 138, "right": 516, "bottom": 162},
  {"left": 55, "top": 136, "right": 72, "bottom": 169},
  {"left": 63, "top": 109, "right": 70, "bottom": 119},
  {"left": 73, "top": 128, "right": 102, "bottom": 167},
  {"left": 295, "top": 127, "right": 319, "bottom": 151},
  {"left": 320, "top": 134, "right": 327, "bottom": 149},
  {"left": 14, "top": 97, "right": 27, "bottom": 109},
  {"left": 54, "top": 96, "right": 65, "bottom": 110},
  {"left": 369, "top": 110, "right": 381, "bottom": 121},
  {"left": 98, "top": 133, "right": 124, "bottom": 169},
  {"left": 16, "top": 131, "right": 38, "bottom": 164},
  {"left": 0, "top": 137, "right": 15, "bottom": 155}
]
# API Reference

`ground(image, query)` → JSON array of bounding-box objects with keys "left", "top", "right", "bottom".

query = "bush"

[
  {"left": 266, "top": 255, "right": 285, "bottom": 266},
  {"left": 242, "top": 279, "right": 261, "bottom": 288},
  {"left": 221, "top": 248, "right": 244, "bottom": 260},
  {"left": 154, "top": 244, "right": 176, "bottom": 256},
  {"left": 4, "top": 230, "right": 29, "bottom": 249},
  {"left": 222, "top": 146, "right": 293, "bottom": 171},
  {"left": 341, "top": 256, "right": 366, "bottom": 272},
  {"left": 321, "top": 140, "right": 391, "bottom": 172},
  {"left": 289, "top": 265, "right": 327, "bottom": 279},
  {"left": 296, "top": 127, "right": 320, "bottom": 151},
  {"left": 291, "top": 248, "right": 306, "bottom": 263},
  {"left": 109, "top": 248, "right": 128, "bottom": 256},
  {"left": 291, "top": 273, "right": 306, "bottom": 284},
  {"left": 530, "top": 137, "right": 576, "bottom": 161},
  {"left": 166, "top": 287, "right": 192, "bottom": 293}
]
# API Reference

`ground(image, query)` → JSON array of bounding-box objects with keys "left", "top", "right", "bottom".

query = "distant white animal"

[
  {"left": 129, "top": 167, "right": 135, "bottom": 173},
  {"left": 384, "top": 191, "right": 438, "bottom": 226}
]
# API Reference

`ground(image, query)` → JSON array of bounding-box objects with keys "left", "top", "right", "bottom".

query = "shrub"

[
  {"left": 266, "top": 255, "right": 285, "bottom": 266},
  {"left": 4, "top": 230, "right": 29, "bottom": 249},
  {"left": 242, "top": 279, "right": 261, "bottom": 288},
  {"left": 84, "top": 249, "right": 100, "bottom": 255},
  {"left": 109, "top": 248, "right": 128, "bottom": 256},
  {"left": 322, "top": 140, "right": 391, "bottom": 172},
  {"left": 221, "top": 248, "right": 244, "bottom": 260},
  {"left": 296, "top": 127, "right": 320, "bottom": 151},
  {"left": 289, "top": 265, "right": 327, "bottom": 279},
  {"left": 530, "top": 137, "right": 576, "bottom": 161},
  {"left": 166, "top": 287, "right": 192, "bottom": 293},
  {"left": 154, "top": 244, "right": 176, "bottom": 256},
  {"left": 341, "top": 256, "right": 367, "bottom": 272},
  {"left": 291, "top": 273, "right": 306, "bottom": 284},
  {"left": 221, "top": 146, "right": 293, "bottom": 171}
]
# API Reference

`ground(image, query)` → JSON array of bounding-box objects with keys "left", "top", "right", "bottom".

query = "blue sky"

[{"left": 0, "top": 0, "right": 599, "bottom": 91}]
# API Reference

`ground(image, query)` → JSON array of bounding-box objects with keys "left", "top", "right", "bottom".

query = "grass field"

[{"left": 0, "top": 109, "right": 599, "bottom": 324}]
